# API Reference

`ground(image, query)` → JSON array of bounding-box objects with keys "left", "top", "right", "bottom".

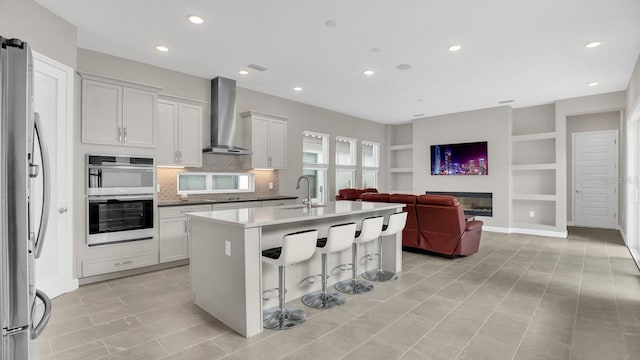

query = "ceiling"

[{"left": 36, "top": 0, "right": 640, "bottom": 124}]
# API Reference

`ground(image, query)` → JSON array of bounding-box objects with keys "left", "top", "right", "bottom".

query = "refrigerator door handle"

[
  {"left": 33, "top": 112, "right": 51, "bottom": 259},
  {"left": 30, "top": 289, "right": 52, "bottom": 340}
]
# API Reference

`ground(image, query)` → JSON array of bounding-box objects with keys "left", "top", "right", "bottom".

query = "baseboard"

[
  {"left": 628, "top": 247, "right": 640, "bottom": 271},
  {"left": 79, "top": 259, "right": 189, "bottom": 285},
  {"left": 567, "top": 221, "right": 574, "bottom": 226},
  {"left": 509, "top": 227, "right": 568, "bottom": 238},
  {"left": 38, "top": 278, "right": 79, "bottom": 299},
  {"left": 618, "top": 225, "right": 627, "bottom": 244},
  {"left": 484, "top": 225, "right": 567, "bottom": 238},
  {"left": 482, "top": 226, "right": 510, "bottom": 233}
]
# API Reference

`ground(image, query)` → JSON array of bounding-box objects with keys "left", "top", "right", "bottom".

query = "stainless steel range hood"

[{"left": 203, "top": 77, "right": 252, "bottom": 155}]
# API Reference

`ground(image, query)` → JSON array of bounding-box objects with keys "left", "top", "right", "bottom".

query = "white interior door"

[
  {"left": 573, "top": 130, "right": 618, "bottom": 229},
  {"left": 32, "top": 52, "right": 77, "bottom": 298}
]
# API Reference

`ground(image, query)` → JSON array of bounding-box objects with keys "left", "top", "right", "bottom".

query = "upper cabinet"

[
  {"left": 80, "top": 73, "right": 161, "bottom": 147},
  {"left": 241, "top": 111, "right": 288, "bottom": 169},
  {"left": 157, "top": 98, "right": 203, "bottom": 167}
]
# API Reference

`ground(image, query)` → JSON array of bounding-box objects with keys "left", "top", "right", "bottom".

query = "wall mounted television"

[{"left": 430, "top": 141, "right": 488, "bottom": 175}]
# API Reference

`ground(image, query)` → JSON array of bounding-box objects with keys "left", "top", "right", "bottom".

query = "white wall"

[
  {"left": 0, "top": 0, "right": 77, "bottom": 69},
  {"left": 412, "top": 106, "right": 512, "bottom": 228}
]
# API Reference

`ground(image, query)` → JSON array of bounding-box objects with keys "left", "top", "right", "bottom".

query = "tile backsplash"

[{"left": 157, "top": 154, "right": 279, "bottom": 202}]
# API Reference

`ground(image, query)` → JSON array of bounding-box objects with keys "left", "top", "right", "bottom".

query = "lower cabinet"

[
  {"left": 159, "top": 205, "right": 211, "bottom": 263},
  {"left": 83, "top": 252, "right": 157, "bottom": 277}
]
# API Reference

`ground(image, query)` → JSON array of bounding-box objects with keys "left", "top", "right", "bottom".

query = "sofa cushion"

[
  {"left": 416, "top": 194, "right": 459, "bottom": 207},
  {"left": 362, "top": 188, "right": 379, "bottom": 195},
  {"left": 337, "top": 188, "right": 362, "bottom": 200},
  {"left": 361, "top": 193, "right": 390, "bottom": 202},
  {"left": 389, "top": 194, "right": 417, "bottom": 204}
]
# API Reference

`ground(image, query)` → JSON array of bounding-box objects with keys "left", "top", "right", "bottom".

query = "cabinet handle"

[
  {"left": 114, "top": 260, "right": 133, "bottom": 266},
  {"left": 179, "top": 150, "right": 182, "bottom": 161},
  {"left": 184, "top": 220, "right": 188, "bottom": 233},
  {"left": 175, "top": 150, "right": 179, "bottom": 163},
  {"left": 123, "top": 128, "right": 128, "bottom": 143},
  {"left": 118, "top": 127, "right": 123, "bottom": 143}
]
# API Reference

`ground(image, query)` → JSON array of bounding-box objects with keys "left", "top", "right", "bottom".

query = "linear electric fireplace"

[{"left": 426, "top": 191, "right": 493, "bottom": 217}]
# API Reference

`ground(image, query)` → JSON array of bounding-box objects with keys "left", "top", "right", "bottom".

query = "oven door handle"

[{"left": 88, "top": 195, "right": 154, "bottom": 202}]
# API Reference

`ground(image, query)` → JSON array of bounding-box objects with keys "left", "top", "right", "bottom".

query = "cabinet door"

[
  {"left": 269, "top": 119, "right": 287, "bottom": 169},
  {"left": 159, "top": 217, "right": 189, "bottom": 263},
  {"left": 123, "top": 87, "right": 156, "bottom": 147},
  {"left": 156, "top": 100, "right": 179, "bottom": 166},
  {"left": 82, "top": 79, "right": 122, "bottom": 145},
  {"left": 178, "top": 103, "right": 203, "bottom": 167},
  {"left": 250, "top": 117, "right": 270, "bottom": 168}
]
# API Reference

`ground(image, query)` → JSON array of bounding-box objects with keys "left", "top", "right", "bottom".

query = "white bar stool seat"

[
  {"left": 363, "top": 212, "right": 408, "bottom": 282},
  {"left": 302, "top": 222, "right": 357, "bottom": 309},
  {"left": 335, "top": 216, "right": 384, "bottom": 294},
  {"left": 262, "top": 229, "right": 318, "bottom": 330}
]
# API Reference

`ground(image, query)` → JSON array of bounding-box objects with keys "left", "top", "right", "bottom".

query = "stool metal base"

[
  {"left": 263, "top": 306, "right": 307, "bottom": 330},
  {"left": 363, "top": 269, "right": 398, "bottom": 282},
  {"left": 302, "top": 290, "right": 346, "bottom": 309},
  {"left": 334, "top": 279, "right": 373, "bottom": 294}
]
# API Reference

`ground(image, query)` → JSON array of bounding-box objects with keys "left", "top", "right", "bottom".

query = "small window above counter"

[{"left": 177, "top": 172, "right": 255, "bottom": 194}]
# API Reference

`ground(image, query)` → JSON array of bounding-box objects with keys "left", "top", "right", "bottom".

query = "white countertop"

[{"left": 186, "top": 201, "right": 404, "bottom": 228}]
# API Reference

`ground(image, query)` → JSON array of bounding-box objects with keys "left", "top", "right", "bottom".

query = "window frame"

[
  {"left": 177, "top": 172, "right": 255, "bottom": 195},
  {"left": 360, "top": 140, "right": 380, "bottom": 188},
  {"left": 303, "top": 130, "right": 330, "bottom": 204}
]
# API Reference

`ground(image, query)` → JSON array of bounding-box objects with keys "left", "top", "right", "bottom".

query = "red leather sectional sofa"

[{"left": 338, "top": 189, "right": 483, "bottom": 257}]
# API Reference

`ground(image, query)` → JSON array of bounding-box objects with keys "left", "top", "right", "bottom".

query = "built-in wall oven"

[{"left": 86, "top": 155, "right": 155, "bottom": 246}]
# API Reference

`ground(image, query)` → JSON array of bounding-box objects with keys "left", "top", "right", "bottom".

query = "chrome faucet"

[{"left": 296, "top": 175, "right": 312, "bottom": 209}]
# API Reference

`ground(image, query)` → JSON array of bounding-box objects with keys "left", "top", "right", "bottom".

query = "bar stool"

[
  {"left": 335, "top": 216, "right": 384, "bottom": 294},
  {"left": 302, "top": 222, "right": 357, "bottom": 309},
  {"left": 262, "top": 229, "right": 318, "bottom": 330},
  {"left": 363, "top": 212, "right": 408, "bottom": 282}
]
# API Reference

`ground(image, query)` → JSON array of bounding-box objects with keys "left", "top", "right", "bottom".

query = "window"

[
  {"left": 336, "top": 136, "right": 356, "bottom": 166},
  {"left": 177, "top": 172, "right": 255, "bottom": 194},
  {"left": 362, "top": 141, "right": 380, "bottom": 188},
  {"left": 336, "top": 136, "right": 357, "bottom": 191},
  {"left": 303, "top": 131, "right": 329, "bottom": 204}
]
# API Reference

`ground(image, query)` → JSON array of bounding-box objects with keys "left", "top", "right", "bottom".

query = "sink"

[
  {"left": 278, "top": 204, "right": 326, "bottom": 210},
  {"left": 204, "top": 197, "right": 258, "bottom": 203}
]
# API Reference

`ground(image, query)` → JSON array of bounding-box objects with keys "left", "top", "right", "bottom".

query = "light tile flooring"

[{"left": 37, "top": 228, "right": 640, "bottom": 360}]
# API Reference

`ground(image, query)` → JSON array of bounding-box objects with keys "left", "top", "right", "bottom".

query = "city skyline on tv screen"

[{"left": 430, "top": 141, "right": 488, "bottom": 175}]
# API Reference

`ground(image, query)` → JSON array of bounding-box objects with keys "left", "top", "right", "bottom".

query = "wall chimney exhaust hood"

[{"left": 203, "top": 77, "right": 252, "bottom": 155}]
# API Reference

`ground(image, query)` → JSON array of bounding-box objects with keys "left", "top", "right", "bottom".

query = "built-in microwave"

[
  {"left": 87, "top": 155, "right": 155, "bottom": 196},
  {"left": 86, "top": 154, "right": 155, "bottom": 246}
]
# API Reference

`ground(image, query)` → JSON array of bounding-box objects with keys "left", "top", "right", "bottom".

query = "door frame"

[
  {"left": 571, "top": 129, "right": 619, "bottom": 229},
  {"left": 627, "top": 106, "right": 640, "bottom": 263},
  {"left": 33, "top": 51, "right": 77, "bottom": 297}
]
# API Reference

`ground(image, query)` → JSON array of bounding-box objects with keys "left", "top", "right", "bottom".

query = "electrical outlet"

[
  {"left": 529, "top": 211, "right": 535, "bottom": 218},
  {"left": 225, "top": 240, "right": 231, "bottom": 256},
  {"left": 268, "top": 182, "right": 273, "bottom": 190}
]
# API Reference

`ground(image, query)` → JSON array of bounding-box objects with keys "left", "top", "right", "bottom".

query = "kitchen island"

[{"left": 187, "top": 201, "right": 405, "bottom": 337}]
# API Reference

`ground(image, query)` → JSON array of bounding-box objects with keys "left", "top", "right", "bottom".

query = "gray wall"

[
  {"left": 566, "top": 111, "right": 621, "bottom": 222},
  {"left": 0, "top": 0, "right": 77, "bottom": 69},
  {"left": 236, "top": 87, "right": 387, "bottom": 199},
  {"left": 555, "top": 91, "right": 627, "bottom": 232},
  {"left": 412, "top": 106, "right": 512, "bottom": 228}
]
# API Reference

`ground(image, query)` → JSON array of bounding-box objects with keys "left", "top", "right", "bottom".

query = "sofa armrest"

[{"left": 465, "top": 220, "right": 483, "bottom": 231}]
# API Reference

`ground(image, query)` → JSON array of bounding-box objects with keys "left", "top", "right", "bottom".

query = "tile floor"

[{"left": 37, "top": 228, "right": 640, "bottom": 360}]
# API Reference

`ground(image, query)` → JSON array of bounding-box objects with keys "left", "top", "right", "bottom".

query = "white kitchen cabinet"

[
  {"left": 159, "top": 205, "right": 211, "bottom": 263},
  {"left": 241, "top": 111, "right": 288, "bottom": 169},
  {"left": 157, "top": 98, "right": 203, "bottom": 167},
  {"left": 81, "top": 73, "right": 160, "bottom": 147}
]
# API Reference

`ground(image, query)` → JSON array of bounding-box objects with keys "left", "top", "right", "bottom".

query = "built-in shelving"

[
  {"left": 510, "top": 104, "right": 561, "bottom": 235},
  {"left": 386, "top": 124, "right": 414, "bottom": 193}
]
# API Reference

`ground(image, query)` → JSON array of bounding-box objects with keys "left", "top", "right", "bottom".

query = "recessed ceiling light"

[
  {"left": 588, "top": 81, "right": 599, "bottom": 87},
  {"left": 293, "top": 86, "right": 303, "bottom": 91},
  {"left": 370, "top": 47, "right": 382, "bottom": 53},
  {"left": 155, "top": 45, "right": 169, "bottom": 52},
  {"left": 237, "top": 70, "right": 249, "bottom": 75},
  {"left": 448, "top": 44, "right": 462, "bottom": 52},
  {"left": 396, "top": 64, "right": 411, "bottom": 70},
  {"left": 187, "top": 15, "right": 204, "bottom": 24},
  {"left": 585, "top": 41, "right": 601, "bottom": 48},
  {"left": 325, "top": 20, "right": 337, "bottom": 28},
  {"left": 363, "top": 70, "right": 374, "bottom": 76}
]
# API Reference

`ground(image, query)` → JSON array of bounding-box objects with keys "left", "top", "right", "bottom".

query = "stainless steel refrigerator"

[{"left": 1, "top": 37, "right": 52, "bottom": 360}]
